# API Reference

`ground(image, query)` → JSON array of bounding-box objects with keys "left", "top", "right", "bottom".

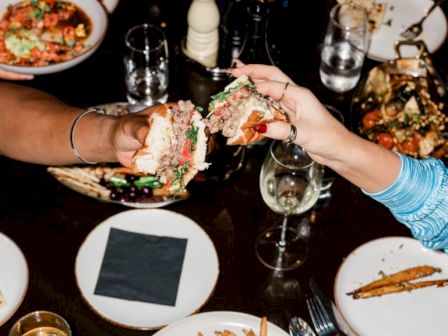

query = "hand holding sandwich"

[{"left": 228, "top": 63, "right": 401, "bottom": 194}]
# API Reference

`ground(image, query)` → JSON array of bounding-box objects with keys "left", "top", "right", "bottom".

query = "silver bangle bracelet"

[{"left": 70, "top": 108, "right": 101, "bottom": 165}]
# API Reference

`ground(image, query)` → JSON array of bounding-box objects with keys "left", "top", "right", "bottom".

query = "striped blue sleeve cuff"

[{"left": 363, "top": 153, "right": 448, "bottom": 252}]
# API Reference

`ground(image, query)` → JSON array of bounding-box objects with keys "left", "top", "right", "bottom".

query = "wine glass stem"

[{"left": 278, "top": 215, "right": 289, "bottom": 250}]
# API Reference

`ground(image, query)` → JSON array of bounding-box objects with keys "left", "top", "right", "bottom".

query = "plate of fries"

[
  {"left": 153, "top": 311, "right": 288, "bottom": 336},
  {"left": 334, "top": 236, "right": 448, "bottom": 336}
]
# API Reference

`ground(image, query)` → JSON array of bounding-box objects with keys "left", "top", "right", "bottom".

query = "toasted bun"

[
  {"left": 132, "top": 101, "right": 209, "bottom": 193},
  {"left": 132, "top": 104, "right": 173, "bottom": 175},
  {"left": 207, "top": 75, "right": 287, "bottom": 146},
  {"left": 227, "top": 94, "right": 286, "bottom": 145}
]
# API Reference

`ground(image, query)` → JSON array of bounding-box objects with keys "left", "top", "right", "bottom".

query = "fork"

[
  {"left": 306, "top": 295, "right": 338, "bottom": 336},
  {"left": 400, "top": 0, "right": 446, "bottom": 40}
]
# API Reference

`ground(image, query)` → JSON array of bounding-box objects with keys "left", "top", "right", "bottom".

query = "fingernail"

[{"left": 253, "top": 124, "right": 267, "bottom": 133}]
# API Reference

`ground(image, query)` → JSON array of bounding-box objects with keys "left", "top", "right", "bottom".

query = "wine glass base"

[{"left": 255, "top": 226, "right": 308, "bottom": 271}]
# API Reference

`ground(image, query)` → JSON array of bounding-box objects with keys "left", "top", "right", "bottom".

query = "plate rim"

[
  {"left": 153, "top": 310, "right": 290, "bottom": 336},
  {"left": 74, "top": 208, "right": 220, "bottom": 330},
  {"left": 333, "top": 236, "right": 448, "bottom": 336},
  {"left": 0, "top": 232, "right": 29, "bottom": 327}
]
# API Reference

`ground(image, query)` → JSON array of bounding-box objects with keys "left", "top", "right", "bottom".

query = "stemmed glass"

[{"left": 256, "top": 140, "right": 323, "bottom": 271}]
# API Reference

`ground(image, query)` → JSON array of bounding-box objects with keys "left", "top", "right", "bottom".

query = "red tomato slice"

[{"left": 179, "top": 138, "right": 193, "bottom": 164}]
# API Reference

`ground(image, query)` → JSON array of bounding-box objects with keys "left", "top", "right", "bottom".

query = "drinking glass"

[
  {"left": 256, "top": 141, "right": 323, "bottom": 271},
  {"left": 319, "top": 3, "right": 368, "bottom": 93},
  {"left": 124, "top": 24, "right": 169, "bottom": 106},
  {"left": 9, "top": 311, "right": 71, "bottom": 336}
]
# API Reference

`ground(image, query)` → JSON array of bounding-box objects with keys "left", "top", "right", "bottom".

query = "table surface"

[{"left": 1, "top": 0, "right": 447, "bottom": 335}]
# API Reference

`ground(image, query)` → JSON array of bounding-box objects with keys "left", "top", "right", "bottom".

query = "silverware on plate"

[
  {"left": 400, "top": 0, "right": 446, "bottom": 40},
  {"left": 289, "top": 316, "right": 317, "bottom": 336}
]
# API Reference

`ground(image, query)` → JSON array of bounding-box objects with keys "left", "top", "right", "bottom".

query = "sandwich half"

[
  {"left": 205, "top": 75, "right": 287, "bottom": 145},
  {"left": 132, "top": 100, "right": 209, "bottom": 193}
]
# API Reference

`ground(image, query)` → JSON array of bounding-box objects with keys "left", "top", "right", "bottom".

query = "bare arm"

[
  {"left": 0, "top": 82, "right": 149, "bottom": 166},
  {"left": 229, "top": 64, "right": 401, "bottom": 193}
]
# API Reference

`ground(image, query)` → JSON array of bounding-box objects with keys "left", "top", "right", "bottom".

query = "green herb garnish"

[
  {"left": 172, "top": 164, "right": 189, "bottom": 186},
  {"left": 110, "top": 175, "right": 130, "bottom": 187},
  {"left": 185, "top": 124, "right": 198, "bottom": 153},
  {"left": 134, "top": 176, "right": 164, "bottom": 189}
]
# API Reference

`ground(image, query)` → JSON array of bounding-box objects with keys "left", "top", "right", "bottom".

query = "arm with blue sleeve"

[{"left": 364, "top": 153, "right": 448, "bottom": 252}]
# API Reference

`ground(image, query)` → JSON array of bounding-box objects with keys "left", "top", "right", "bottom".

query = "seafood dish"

[
  {"left": 0, "top": 0, "right": 92, "bottom": 67},
  {"left": 354, "top": 58, "right": 448, "bottom": 159}
]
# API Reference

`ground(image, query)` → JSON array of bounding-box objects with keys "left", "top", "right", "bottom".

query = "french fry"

[
  {"left": 352, "top": 278, "right": 448, "bottom": 299},
  {"left": 260, "top": 316, "right": 267, "bottom": 336},
  {"left": 347, "top": 265, "right": 441, "bottom": 295}
]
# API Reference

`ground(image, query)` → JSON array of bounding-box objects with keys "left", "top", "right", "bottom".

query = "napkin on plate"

[{"left": 94, "top": 227, "right": 187, "bottom": 306}]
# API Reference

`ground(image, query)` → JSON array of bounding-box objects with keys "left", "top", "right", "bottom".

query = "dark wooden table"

[{"left": 1, "top": 0, "right": 447, "bottom": 335}]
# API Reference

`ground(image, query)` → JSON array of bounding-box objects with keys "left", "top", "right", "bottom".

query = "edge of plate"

[
  {"left": 332, "top": 236, "right": 418, "bottom": 335},
  {"left": 153, "top": 311, "right": 289, "bottom": 336},
  {"left": 0, "top": 233, "right": 29, "bottom": 327},
  {"left": 73, "top": 209, "right": 220, "bottom": 330}
]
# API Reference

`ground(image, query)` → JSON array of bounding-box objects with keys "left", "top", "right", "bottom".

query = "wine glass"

[{"left": 256, "top": 140, "right": 323, "bottom": 271}]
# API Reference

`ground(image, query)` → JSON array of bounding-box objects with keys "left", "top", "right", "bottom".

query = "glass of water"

[
  {"left": 319, "top": 3, "right": 368, "bottom": 93},
  {"left": 124, "top": 24, "right": 169, "bottom": 106},
  {"left": 256, "top": 141, "right": 323, "bottom": 271}
]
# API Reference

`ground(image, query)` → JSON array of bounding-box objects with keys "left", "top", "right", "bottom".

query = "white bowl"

[{"left": 0, "top": 0, "right": 108, "bottom": 75}]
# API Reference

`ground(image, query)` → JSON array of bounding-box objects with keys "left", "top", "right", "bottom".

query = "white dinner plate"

[
  {"left": 0, "top": 232, "right": 29, "bottom": 326},
  {"left": 334, "top": 236, "right": 448, "bottom": 336},
  {"left": 368, "top": 0, "right": 447, "bottom": 61},
  {"left": 75, "top": 209, "right": 219, "bottom": 330},
  {"left": 153, "top": 311, "right": 289, "bottom": 336}
]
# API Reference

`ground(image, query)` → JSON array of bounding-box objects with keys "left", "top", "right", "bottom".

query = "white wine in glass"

[{"left": 256, "top": 140, "right": 322, "bottom": 271}]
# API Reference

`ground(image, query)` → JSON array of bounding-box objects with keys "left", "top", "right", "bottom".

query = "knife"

[{"left": 309, "top": 278, "right": 353, "bottom": 336}]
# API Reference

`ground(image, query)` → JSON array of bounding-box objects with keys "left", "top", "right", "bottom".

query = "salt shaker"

[{"left": 186, "top": 0, "right": 220, "bottom": 68}]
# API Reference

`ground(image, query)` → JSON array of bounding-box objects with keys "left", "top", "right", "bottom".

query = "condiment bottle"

[{"left": 185, "top": 0, "right": 220, "bottom": 68}]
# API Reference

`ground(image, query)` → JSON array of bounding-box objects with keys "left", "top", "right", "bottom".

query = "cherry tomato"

[
  {"left": 374, "top": 133, "right": 394, "bottom": 149},
  {"left": 362, "top": 110, "right": 381, "bottom": 130},
  {"left": 397, "top": 137, "right": 419, "bottom": 155}
]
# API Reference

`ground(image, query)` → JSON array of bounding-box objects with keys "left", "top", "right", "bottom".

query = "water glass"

[
  {"left": 9, "top": 311, "right": 71, "bottom": 336},
  {"left": 124, "top": 24, "right": 169, "bottom": 106},
  {"left": 319, "top": 3, "right": 368, "bottom": 93}
]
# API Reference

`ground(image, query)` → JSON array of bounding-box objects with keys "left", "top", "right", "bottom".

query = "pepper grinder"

[{"left": 185, "top": 0, "right": 220, "bottom": 68}]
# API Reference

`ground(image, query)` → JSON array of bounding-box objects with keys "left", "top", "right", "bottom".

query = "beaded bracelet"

[{"left": 70, "top": 108, "right": 101, "bottom": 165}]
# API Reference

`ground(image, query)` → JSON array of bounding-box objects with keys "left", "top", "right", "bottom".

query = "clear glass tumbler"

[
  {"left": 9, "top": 311, "right": 71, "bottom": 336},
  {"left": 124, "top": 24, "right": 169, "bottom": 106},
  {"left": 319, "top": 3, "right": 369, "bottom": 93}
]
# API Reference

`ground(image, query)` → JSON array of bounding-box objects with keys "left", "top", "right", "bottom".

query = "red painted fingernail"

[{"left": 253, "top": 125, "right": 267, "bottom": 133}]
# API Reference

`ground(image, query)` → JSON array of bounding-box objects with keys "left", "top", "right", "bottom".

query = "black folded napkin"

[{"left": 94, "top": 227, "right": 188, "bottom": 306}]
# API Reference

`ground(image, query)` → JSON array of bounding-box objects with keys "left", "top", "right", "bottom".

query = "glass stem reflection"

[{"left": 278, "top": 215, "right": 288, "bottom": 249}]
